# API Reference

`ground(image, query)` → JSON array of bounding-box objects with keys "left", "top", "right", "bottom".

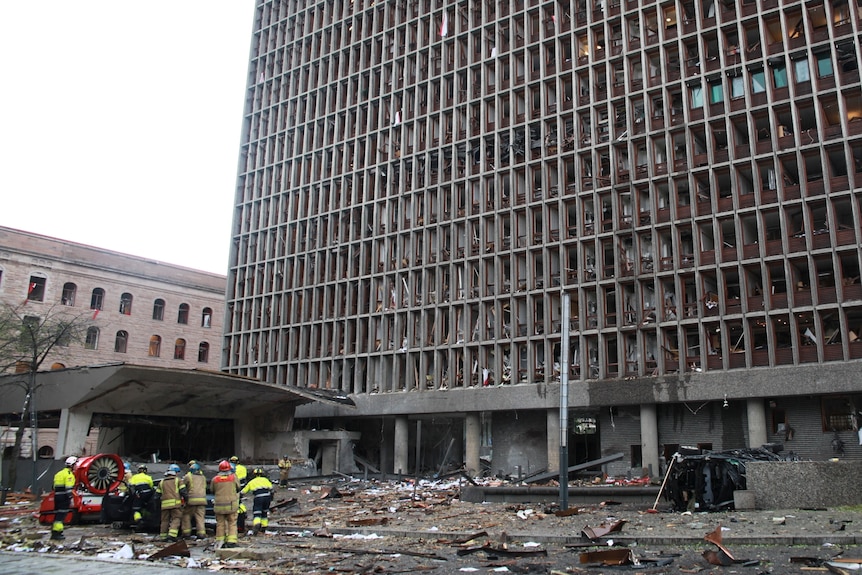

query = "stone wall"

[
  {"left": 746, "top": 460, "right": 862, "bottom": 509},
  {"left": 0, "top": 225, "right": 226, "bottom": 370}
]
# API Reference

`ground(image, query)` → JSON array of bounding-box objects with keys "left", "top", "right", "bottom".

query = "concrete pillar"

[
  {"left": 320, "top": 443, "right": 337, "bottom": 475},
  {"left": 234, "top": 415, "right": 256, "bottom": 460},
  {"left": 640, "top": 404, "right": 660, "bottom": 477},
  {"left": 394, "top": 416, "right": 409, "bottom": 475},
  {"left": 546, "top": 409, "right": 560, "bottom": 473},
  {"left": 747, "top": 398, "right": 768, "bottom": 448},
  {"left": 55, "top": 407, "right": 92, "bottom": 458},
  {"left": 464, "top": 412, "right": 481, "bottom": 476}
]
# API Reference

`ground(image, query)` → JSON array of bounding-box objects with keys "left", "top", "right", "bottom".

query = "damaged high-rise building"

[{"left": 225, "top": 0, "right": 862, "bottom": 478}]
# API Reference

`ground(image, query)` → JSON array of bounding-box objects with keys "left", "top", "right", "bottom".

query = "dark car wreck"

[{"left": 663, "top": 445, "right": 795, "bottom": 511}]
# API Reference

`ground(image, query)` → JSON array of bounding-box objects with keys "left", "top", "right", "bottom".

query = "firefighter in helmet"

[
  {"left": 157, "top": 464, "right": 185, "bottom": 541},
  {"left": 181, "top": 460, "right": 207, "bottom": 539},
  {"left": 50, "top": 456, "right": 78, "bottom": 540},
  {"left": 129, "top": 464, "right": 154, "bottom": 524},
  {"left": 230, "top": 455, "right": 248, "bottom": 529},
  {"left": 277, "top": 454, "right": 292, "bottom": 486},
  {"left": 229, "top": 455, "right": 248, "bottom": 487},
  {"left": 211, "top": 460, "right": 241, "bottom": 548},
  {"left": 240, "top": 467, "right": 274, "bottom": 535}
]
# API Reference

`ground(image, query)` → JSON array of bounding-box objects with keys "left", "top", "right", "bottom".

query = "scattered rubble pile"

[{"left": 2, "top": 476, "right": 862, "bottom": 573}]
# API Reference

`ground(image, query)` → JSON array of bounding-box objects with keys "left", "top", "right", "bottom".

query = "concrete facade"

[
  {"left": 746, "top": 460, "right": 862, "bottom": 508},
  {"left": 226, "top": 0, "right": 862, "bottom": 477}
]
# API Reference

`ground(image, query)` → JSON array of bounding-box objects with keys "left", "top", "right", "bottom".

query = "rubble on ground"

[{"left": 3, "top": 475, "right": 862, "bottom": 573}]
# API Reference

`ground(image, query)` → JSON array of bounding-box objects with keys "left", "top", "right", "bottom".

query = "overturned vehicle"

[{"left": 663, "top": 445, "right": 795, "bottom": 511}]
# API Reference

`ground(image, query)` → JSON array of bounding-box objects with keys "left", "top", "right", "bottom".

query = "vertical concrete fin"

[{"left": 55, "top": 408, "right": 92, "bottom": 458}]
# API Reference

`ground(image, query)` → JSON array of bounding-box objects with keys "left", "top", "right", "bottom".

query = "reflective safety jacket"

[
  {"left": 234, "top": 464, "right": 248, "bottom": 484},
  {"left": 157, "top": 476, "right": 185, "bottom": 510},
  {"left": 211, "top": 471, "right": 240, "bottom": 514},
  {"left": 241, "top": 475, "right": 274, "bottom": 498},
  {"left": 182, "top": 471, "right": 207, "bottom": 506},
  {"left": 129, "top": 472, "right": 154, "bottom": 489},
  {"left": 53, "top": 468, "right": 76, "bottom": 494}
]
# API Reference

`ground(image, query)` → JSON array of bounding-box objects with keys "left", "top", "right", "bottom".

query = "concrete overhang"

[{"left": 0, "top": 362, "right": 354, "bottom": 419}]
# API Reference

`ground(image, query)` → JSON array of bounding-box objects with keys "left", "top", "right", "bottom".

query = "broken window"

[
  {"left": 114, "top": 330, "right": 128, "bottom": 353},
  {"left": 198, "top": 342, "right": 210, "bottom": 363},
  {"left": 119, "top": 292, "right": 133, "bottom": 315},
  {"left": 84, "top": 327, "right": 99, "bottom": 350},
  {"left": 821, "top": 396, "right": 857, "bottom": 432},
  {"left": 149, "top": 335, "right": 162, "bottom": 357},
  {"left": 177, "top": 303, "right": 190, "bottom": 325},
  {"left": 27, "top": 275, "right": 46, "bottom": 302},
  {"left": 61, "top": 282, "right": 76, "bottom": 306},
  {"left": 202, "top": 307, "right": 213, "bottom": 328},
  {"left": 90, "top": 288, "right": 105, "bottom": 311}
]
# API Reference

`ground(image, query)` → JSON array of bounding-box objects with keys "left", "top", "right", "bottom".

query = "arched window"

[
  {"left": 201, "top": 307, "right": 213, "bottom": 328},
  {"left": 91, "top": 288, "right": 105, "bottom": 311},
  {"left": 119, "top": 292, "right": 133, "bottom": 315},
  {"left": 50, "top": 362, "right": 65, "bottom": 370},
  {"left": 61, "top": 282, "right": 77, "bottom": 306},
  {"left": 85, "top": 327, "right": 99, "bottom": 349},
  {"left": 177, "top": 303, "right": 189, "bottom": 324},
  {"left": 114, "top": 330, "right": 128, "bottom": 353},
  {"left": 174, "top": 338, "right": 186, "bottom": 360},
  {"left": 198, "top": 342, "right": 210, "bottom": 363},
  {"left": 149, "top": 335, "right": 162, "bottom": 357},
  {"left": 38, "top": 445, "right": 54, "bottom": 459},
  {"left": 153, "top": 298, "right": 165, "bottom": 321}
]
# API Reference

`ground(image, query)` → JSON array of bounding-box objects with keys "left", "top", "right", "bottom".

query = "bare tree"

[{"left": 0, "top": 303, "right": 90, "bottom": 489}]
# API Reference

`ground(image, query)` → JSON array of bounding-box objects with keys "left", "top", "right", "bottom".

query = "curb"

[{"left": 270, "top": 524, "right": 862, "bottom": 547}]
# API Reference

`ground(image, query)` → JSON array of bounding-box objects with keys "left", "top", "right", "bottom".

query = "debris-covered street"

[{"left": 3, "top": 477, "right": 862, "bottom": 574}]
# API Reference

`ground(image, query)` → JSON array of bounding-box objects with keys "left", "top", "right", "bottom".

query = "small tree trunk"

[{"left": 5, "top": 415, "right": 25, "bottom": 490}]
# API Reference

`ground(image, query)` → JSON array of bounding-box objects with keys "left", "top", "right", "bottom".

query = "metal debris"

[
  {"left": 579, "top": 547, "right": 635, "bottom": 565},
  {"left": 582, "top": 519, "right": 627, "bottom": 540}
]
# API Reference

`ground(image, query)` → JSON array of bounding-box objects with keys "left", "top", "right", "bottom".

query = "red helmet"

[{"left": 218, "top": 460, "right": 231, "bottom": 471}]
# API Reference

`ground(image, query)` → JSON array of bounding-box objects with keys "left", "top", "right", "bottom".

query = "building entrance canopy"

[{"left": 0, "top": 362, "right": 353, "bottom": 420}]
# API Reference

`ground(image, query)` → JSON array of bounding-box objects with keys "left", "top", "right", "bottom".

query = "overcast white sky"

[{"left": 0, "top": 1, "right": 256, "bottom": 275}]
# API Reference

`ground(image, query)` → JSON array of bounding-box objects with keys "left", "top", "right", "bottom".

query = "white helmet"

[{"left": 65, "top": 456, "right": 78, "bottom": 467}]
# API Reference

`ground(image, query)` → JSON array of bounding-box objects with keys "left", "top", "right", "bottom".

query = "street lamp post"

[
  {"left": 29, "top": 370, "right": 38, "bottom": 494},
  {"left": 559, "top": 293, "right": 570, "bottom": 511}
]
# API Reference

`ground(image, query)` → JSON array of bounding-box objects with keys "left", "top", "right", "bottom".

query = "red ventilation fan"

[{"left": 38, "top": 453, "right": 125, "bottom": 525}]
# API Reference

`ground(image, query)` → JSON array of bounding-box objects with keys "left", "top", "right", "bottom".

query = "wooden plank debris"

[
  {"left": 347, "top": 516, "right": 389, "bottom": 526},
  {"left": 270, "top": 497, "right": 299, "bottom": 511},
  {"left": 437, "top": 530, "right": 488, "bottom": 545},
  {"left": 146, "top": 539, "right": 190, "bottom": 560}
]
